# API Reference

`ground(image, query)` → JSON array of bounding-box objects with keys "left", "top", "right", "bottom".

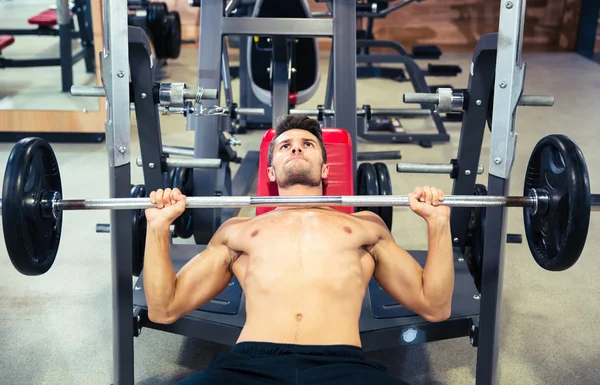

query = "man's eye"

[
  {"left": 281, "top": 144, "right": 288, "bottom": 149},
  {"left": 305, "top": 142, "right": 312, "bottom": 147}
]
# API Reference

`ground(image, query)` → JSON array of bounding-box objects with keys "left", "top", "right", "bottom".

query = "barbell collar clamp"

[{"left": 135, "top": 157, "right": 222, "bottom": 169}]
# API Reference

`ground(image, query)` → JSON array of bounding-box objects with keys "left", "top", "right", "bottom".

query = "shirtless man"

[{"left": 143, "top": 115, "right": 454, "bottom": 385}]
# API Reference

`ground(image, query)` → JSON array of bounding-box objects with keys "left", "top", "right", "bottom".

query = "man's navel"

[{"left": 296, "top": 313, "right": 303, "bottom": 321}]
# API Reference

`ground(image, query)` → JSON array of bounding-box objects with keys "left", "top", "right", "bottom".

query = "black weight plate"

[
  {"left": 523, "top": 134, "right": 590, "bottom": 271},
  {"left": 373, "top": 162, "right": 393, "bottom": 230},
  {"left": 214, "top": 164, "right": 233, "bottom": 229},
  {"left": 148, "top": 2, "right": 170, "bottom": 59},
  {"left": 131, "top": 184, "right": 146, "bottom": 277},
  {"left": 147, "top": 2, "right": 168, "bottom": 28},
  {"left": 356, "top": 163, "right": 380, "bottom": 218},
  {"left": 172, "top": 167, "right": 194, "bottom": 239},
  {"left": 465, "top": 184, "right": 487, "bottom": 293},
  {"left": 2, "top": 137, "right": 63, "bottom": 276},
  {"left": 165, "top": 11, "right": 181, "bottom": 59}
]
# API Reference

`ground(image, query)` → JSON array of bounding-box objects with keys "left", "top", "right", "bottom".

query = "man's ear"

[
  {"left": 267, "top": 166, "right": 276, "bottom": 182},
  {"left": 321, "top": 163, "right": 329, "bottom": 179}
]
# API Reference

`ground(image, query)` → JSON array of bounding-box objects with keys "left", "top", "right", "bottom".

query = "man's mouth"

[{"left": 285, "top": 156, "right": 306, "bottom": 163}]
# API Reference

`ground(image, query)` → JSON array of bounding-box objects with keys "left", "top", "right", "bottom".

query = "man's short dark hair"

[{"left": 267, "top": 115, "right": 327, "bottom": 166}]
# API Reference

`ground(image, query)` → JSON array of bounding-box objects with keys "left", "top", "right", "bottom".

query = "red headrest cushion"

[{"left": 256, "top": 128, "right": 354, "bottom": 215}]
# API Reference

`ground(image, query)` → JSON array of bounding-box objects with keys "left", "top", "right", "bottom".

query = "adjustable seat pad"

[
  {"left": 256, "top": 128, "right": 354, "bottom": 216},
  {"left": 247, "top": 0, "right": 320, "bottom": 106}
]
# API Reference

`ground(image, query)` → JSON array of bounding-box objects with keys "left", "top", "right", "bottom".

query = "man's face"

[{"left": 267, "top": 129, "right": 328, "bottom": 188}]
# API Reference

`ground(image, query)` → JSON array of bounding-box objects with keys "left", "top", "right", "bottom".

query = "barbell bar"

[
  {"left": 0, "top": 191, "right": 546, "bottom": 214},
  {"left": 4, "top": 188, "right": 600, "bottom": 216},
  {"left": 1, "top": 134, "right": 595, "bottom": 277}
]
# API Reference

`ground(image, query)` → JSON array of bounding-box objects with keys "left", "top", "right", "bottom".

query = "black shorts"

[{"left": 174, "top": 341, "right": 409, "bottom": 385}]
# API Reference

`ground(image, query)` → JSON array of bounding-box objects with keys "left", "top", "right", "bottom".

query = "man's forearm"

[
  {"left": 422, "top": 217, "right": 454, "bottom": 311},
  {"left": 143, "top": 224, "right": 177, "bottom": 315}
]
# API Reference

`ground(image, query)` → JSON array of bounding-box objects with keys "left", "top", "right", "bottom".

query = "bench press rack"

[{"left": 92, "top": 1, "right": 532, "bottom": 384}]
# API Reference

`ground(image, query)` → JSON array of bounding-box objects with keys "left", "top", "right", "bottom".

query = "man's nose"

[{"left": 291, "top": 143, "right": 303, "bottom": 153}]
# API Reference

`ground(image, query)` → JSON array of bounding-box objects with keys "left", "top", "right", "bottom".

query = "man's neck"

[
  {"left": 277, "top": 184, "right": 323, "bottom": 197},
  {"left": 274, "top": 185, "right": 328, "bottom": 211}
]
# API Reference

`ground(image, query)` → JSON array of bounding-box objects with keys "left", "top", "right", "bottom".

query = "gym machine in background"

[
  {"left": 206, "top": 0, "right": 461, "bottom": 147},
  {"left": 127, "top": 0, "right": 182, "bottom": 80},
  {"left": 0, "top": 0, "right": 95, "bottom": 92}
]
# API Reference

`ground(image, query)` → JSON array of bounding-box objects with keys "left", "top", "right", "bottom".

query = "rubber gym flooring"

[{"left": 0, "top": 47, "right": 599, "bottom": 385}]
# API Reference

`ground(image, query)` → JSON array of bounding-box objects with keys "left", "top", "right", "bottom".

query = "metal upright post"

[
  {"left": 449, "top": 34, "right": 498, "bottom": 250},
  {"left": 57, "top": 0, "right": 73, "bottom": 92},
  {"left": 101, "top": 0, "right": 135, "bottom": 383},
  {"left": 332, "top": 0, "right": 358, "bottom": 186},
  {"left": 188, "top": 0, "right": 224, "bottom": 244},
  {"left": 476, "top": 1, "right": 527, "bottom": 384},
  {"left": 270, "top": 37, "right": 291, "bottom": 126}
]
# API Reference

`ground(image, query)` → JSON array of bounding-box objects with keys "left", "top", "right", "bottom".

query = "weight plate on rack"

[
  {"left": 147, "top": 2, "right": 170, "bottom": 59},
  {"left": 131, "top": 184, "right": 147, "bottom": 277},
  {"left": 523, "top": 134, "right": 590, "bottom": 271},
  {"left": 2, "top": 137, "right": 63, "bottom": 276},
  {"left": 172, "top": 167, "right": 194, "bottom": 238},
  {"left": 374, "top": 162, "right": 393, "bottom": 230},
  {"left": 465, "top": 184, "right": 487, "bottom": 293},
  {"left": 356, "top": 162, "right": 380, "bottom": 218},
  {"left": 165, "top": 11, "right": 182, "bottom": 59}
]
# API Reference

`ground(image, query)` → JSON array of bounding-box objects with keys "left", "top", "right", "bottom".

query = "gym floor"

[{"left": 1, "top": 46, "right": 599, "bottom": 385}]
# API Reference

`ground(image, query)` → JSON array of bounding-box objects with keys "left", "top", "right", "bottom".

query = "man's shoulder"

[
  {"left": 222, "top": 216, "right": 253, "bottom": 228},
  {"left": 350, "top": 210, "right": 384, "bottom": 224}
]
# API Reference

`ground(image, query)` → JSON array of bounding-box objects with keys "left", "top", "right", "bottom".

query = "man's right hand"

[
  {"left": 408, "top": 186, "right": 450, "bottom": 223},
  {"left": 145, "top": 188, "right": 187, "bottom": 229}
]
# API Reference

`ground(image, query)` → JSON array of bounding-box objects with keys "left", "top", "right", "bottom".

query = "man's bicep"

[
  {"left": 165, "top": 218, "right": 244, "bottom": 320},
  {"left": 167, "top": 244, "right": 233, "bottom": 319},
  {"left": 371, "top": 231, "right": 429, "bottom": 316}
]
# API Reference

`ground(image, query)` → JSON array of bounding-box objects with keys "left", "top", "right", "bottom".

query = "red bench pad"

[
  {"left": 0, "top": 35, "right": 15, "bottom": 50},
  {"left": 256, "top": 128, "right": 354, "bottom": 216},
  {"left": 28, "top": 9, "right": 61, "bottom": 27}
]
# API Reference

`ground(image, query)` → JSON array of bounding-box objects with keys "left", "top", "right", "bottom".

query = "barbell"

[{"left": 1, "top": 134, "right": 595, "bottom": 277}]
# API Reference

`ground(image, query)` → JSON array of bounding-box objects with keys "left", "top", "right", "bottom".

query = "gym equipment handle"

[
  {"left": 403, "top": 92, "right": 554, "bottom": 107},
  {"left": 397, "top": 162, "right": 484, "bottom": 175},
  {"left": 71, "top": 85, "right": 105, "bottom": 97},
  {"left": 135, "top": 157, "right": 222, "bottom": 168},
  {"left": 231, "top": 107, "right": 430, "bottom": 118},
  {"left": 70, "top": 85, "right": 218, "bottom": 101},
  {"left": 357, "top": 151, "right": 402, "bottom": 161},
  {"left": 162, "top": 146, "right": 194, "bottom": 157}
]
